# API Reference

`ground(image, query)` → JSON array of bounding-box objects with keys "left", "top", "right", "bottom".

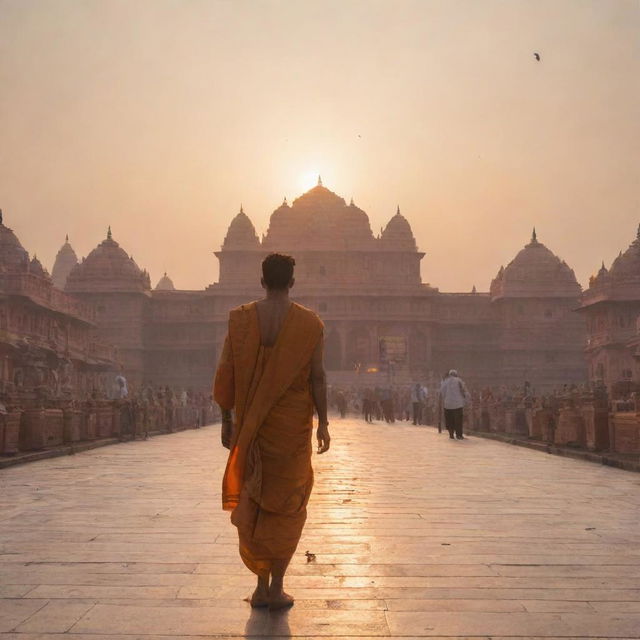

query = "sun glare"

[{"left": 298, "top": 170, "right": 321, "bottom": 193}]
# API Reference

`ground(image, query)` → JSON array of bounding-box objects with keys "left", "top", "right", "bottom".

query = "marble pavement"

[{"left": 1, "top": 419, "right": 640, "bottom": 639}]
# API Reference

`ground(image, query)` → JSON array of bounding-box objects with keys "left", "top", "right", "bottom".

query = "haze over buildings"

[{"left": 1, "top": 0, "right": 639, "bottom": 292}]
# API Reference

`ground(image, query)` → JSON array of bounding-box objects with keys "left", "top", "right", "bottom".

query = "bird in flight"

[{"left": 534, "top": 52, "right": 541, "bottom": 61}]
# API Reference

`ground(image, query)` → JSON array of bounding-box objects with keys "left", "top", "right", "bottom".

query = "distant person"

[
  {"left": 381, "top": 387, "right": 394, "bottom": 423},
  {"left": 114, "top": 371, "right": 128, "bottom": 399},
  {"left": 411, "top": 383, "right": 423, "bottom": 425},
  {"left": 362, "top": 387, "right": 374, "bottom": 423},
  {"left": 439, "top": 369, "right": 470, "bottom": 440},
  {"left": 336, "top": 390, "right": 347, "bottom": 418},
  {"left": 214, "top": 253, "right": 329, "bottom": 611},
  {"left": 421, "top": 384, "right": 430, "bottom": 423}
]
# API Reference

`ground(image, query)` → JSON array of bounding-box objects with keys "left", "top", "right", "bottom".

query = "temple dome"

[
  {"left": 290, "top": 181, "right": 347, "bottom": 211},
  {"left": 380, "top": 207, "right": 417, "bottom": 251},
  {"left": 29, "top": 256, "right": 51, "bottom": 280},
  {"left": 66, "top": 227, "right": 150, "bottom": 293},
  {"left": 608, "top": 225, "right": 640, "bottom": 280},
  {"left": 0, "top": 210, "right": 30, "bottom": 273},
  {"left": 262, "top": 180, "right": 375, "bottom": 250},
  {"left": 51, "top": 235, "right": 78, "bottom": 289},
  {"left": 155, "top": 272, "right": 175, "bottom": 291},
  {"left": 491, "top": 229, "right": 581, "bottom": 299},
  {"left": 222, "top": 207, "right": 260, "bottom": 250}
]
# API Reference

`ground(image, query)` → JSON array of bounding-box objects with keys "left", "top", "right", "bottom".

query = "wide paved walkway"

[{"left": 1, "top": 420, "right": 640, "bottom": 639}]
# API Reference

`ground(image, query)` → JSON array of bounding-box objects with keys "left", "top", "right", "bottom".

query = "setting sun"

[{"left": 297, "top": 170, "right": 322, "bottom": 193}]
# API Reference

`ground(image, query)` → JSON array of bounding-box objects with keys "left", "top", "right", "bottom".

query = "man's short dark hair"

[{"left": 262, "top": 253, "right": 295, "bottom": 290}]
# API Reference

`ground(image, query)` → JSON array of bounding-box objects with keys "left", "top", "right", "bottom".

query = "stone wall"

[
  {"left": 467, "top": 390, "right": 639, "bottom": 455},
  {"left": 0, "top": 398, "right": 219, "bottom": 456}
]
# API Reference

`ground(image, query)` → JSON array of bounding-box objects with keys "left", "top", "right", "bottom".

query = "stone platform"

[{"left": 1, "top": 419, "right": 639, "bottom": 639}]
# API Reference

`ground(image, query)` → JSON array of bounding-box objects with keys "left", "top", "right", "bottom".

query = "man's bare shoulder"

[
  {"left": 291, "top": 302, "right": 324, "bottom": 330},
  {"left": 228, "top": 301, "right": 258, "bottom": 318}
]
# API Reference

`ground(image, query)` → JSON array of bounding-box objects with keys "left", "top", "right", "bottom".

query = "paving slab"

[{"left": 1, "top": 419, "right": 640, "bottom": 638}]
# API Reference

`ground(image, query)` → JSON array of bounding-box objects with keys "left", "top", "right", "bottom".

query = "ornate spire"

[
  {"left": 636, "top": 223, "right": 640, "bottom": 241},
  {"left": 65, "top": 234, "right": 69, "bottom": 243},
  {"left": 107, "top": 226, "right": 112, "bottom": 240},
  {"left": 240, "top": 204, "right": 244, "bottom": 214},
  {"left": 396, "top": 205, "right": 401, "bottom": 216},
  {"left": 472, "top": 285, "right": 477, "bottom": 294},
  {"left": 317, "top": 175, "right": 322, "bottom": 186},
  {"left": 350, "top": 197, "right": 354, "bottom": 206},
  {"left": 283, "top": 196, "right": 287, "bottom": 205},
  {"left": 0, "top": 209, "right": 3, "bottom": 225},
  {"left": 532, "top": 227, "right": 537, "bottom": 243}
]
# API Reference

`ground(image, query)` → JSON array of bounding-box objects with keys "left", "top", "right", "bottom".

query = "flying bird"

[{"left": 534, "top": 52, "right": 541, "bottom": 61}]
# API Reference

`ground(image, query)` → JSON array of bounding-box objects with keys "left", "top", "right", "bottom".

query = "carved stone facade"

[
  {"left": 0, "top": 212, "right": 117, "bottom": 412},
  {"left": 580, "top": 226, "right": 640, "bottom": 392},
  {"left": 10, "top": 181, "right": 587, "bottom": 395},
  {"left": 209, "top": 183, "right": 587, "bottom": 391},
  {"left": 52, "top": 182, "right": 584, "bottom": 392}
]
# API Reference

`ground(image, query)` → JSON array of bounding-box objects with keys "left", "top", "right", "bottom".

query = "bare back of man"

[{"left": 255, "top": 298, "right": 292, "bottom": 347}]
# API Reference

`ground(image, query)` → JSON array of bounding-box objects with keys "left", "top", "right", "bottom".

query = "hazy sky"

[{"left": 1, "top": 0, "right": 638, "bottom": 291}]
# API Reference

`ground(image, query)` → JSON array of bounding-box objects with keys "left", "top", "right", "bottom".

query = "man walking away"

[{"left": 439, "top": 369, "right": 470, "bottom": 440}]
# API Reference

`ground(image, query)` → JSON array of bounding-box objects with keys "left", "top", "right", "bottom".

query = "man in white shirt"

[
  {"left": 439, "top": 370, "right": 470, "bottom": 440},
  {"left": 114, "top": 372, "right": 128, "bottom": 399}
]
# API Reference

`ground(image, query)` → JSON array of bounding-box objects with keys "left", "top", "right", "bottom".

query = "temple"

[
  {"left": 17, "top": 183, "right": 588, "bottom": 393},
  {"left": 7, "top": 182, "right": 640, "bottom": 399}
]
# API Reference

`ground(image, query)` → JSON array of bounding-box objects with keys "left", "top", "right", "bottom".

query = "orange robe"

[{"left": 213, "top": 301, "right": 323, "bottom": 578}]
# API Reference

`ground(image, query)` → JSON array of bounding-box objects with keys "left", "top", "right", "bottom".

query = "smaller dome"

[
  {"left": 29, "top": 255, "right": 51, "bottom": 280},
  {"left": 52, "top": 235, "right": 79, "bottom": 289},
  {"left": 380, "top": 207, "right": 417, "bottom": 251},
  {"left": 155, "top": 272, "right": 175, "bottom": 291},
  {"left": 491, "top": 229, "right": 580, "bottom": 299},
  {"left": 66, "top": 227, "right": 150, "bottom": 293},
  {"left": 0, "top": 210, "right": 30, "bottom": 273},
  {"left": 608, "top": 224, "right": 640, "bottom": 280},
  {"left": 222, "top": 207, "right": 260, "bottom": 250}
]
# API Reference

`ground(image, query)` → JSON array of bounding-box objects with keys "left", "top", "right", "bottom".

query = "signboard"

[{"left": 378, "top": 336, "right": 407, "bottom": 364}]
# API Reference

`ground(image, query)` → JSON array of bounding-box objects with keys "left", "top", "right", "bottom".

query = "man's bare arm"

[{"left": 310, "top": 336, "right": 330, "bottom": 453}]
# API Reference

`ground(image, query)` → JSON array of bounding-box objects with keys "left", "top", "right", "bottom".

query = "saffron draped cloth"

[{"left": 213, "top": 301, "right": 323, "bottom": 578}]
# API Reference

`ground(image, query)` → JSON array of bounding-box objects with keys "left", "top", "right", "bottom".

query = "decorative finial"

[
  {"left": 317, "top": 175, "right": 322, "bottom": 186},
  {"left": 107, "top": 226, "right": 112, "bottom": 240},
  {"left": 240, "top": 204, "right": 244, "bottom": 214},
  {"left": 396, "top": 205, "right": 401, "bottom": 216},
  {"left": 472, "top": 285, "right": 477, "bottom": 294},
  {"left": 283, "top": 196, "right": 287, "bottom": 205},
  {"left": 532, "top": 227, "right": 537, "bottom": 243},
  {"left": 0, "top": 209, "right": 3, "bottom": 225},
  {"left": 636, "top": 223, "right": 640, "bottom": 241},
  {"left": 602, "top": 260, "right": 605, "bottom": 269},
  {"left": 65, "top": 234, "right": 69, "bottom": 243},
  {"left": 350, "top": 197, "right": 354, "bottom": 206}
]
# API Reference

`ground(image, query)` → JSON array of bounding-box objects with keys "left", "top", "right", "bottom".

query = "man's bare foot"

[
  {"left": 247, "top": 586, "right": 269, "bottom": 607},
  {"left": 247, "top": 577, "right": 269, "bottom": 607},
  {"left": 268, "top": 589, "right": 294, "bottom": 611}
]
